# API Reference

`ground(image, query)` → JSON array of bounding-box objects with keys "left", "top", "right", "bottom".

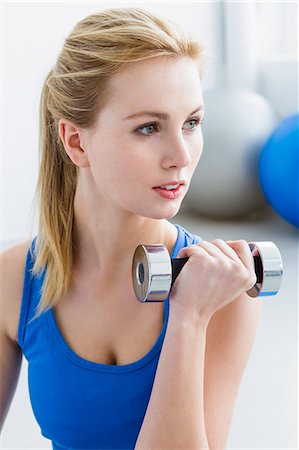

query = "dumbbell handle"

[{"left": 171, "top": 256, "right": 263, "bottom": 287}]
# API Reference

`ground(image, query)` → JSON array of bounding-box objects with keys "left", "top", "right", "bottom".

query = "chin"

[{"left": 150, "top": 206, "right": 181, "bottom": 220}]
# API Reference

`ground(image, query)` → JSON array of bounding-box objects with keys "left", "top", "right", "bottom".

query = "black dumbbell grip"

[
  {"left": 171, "top": 255, "right": 262, "bottom": 287},
  {"left": 171, "top": 258, "right": 189, "bottom": 286}
]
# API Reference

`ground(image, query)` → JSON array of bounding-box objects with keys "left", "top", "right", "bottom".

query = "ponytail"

[{"left": 31, "top": 69, "right": 77, "bottom": 318}]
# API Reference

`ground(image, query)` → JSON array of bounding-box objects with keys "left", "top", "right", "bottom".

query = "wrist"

[{"left": 168, "top": 302, "right": 210, "bottom": 334}]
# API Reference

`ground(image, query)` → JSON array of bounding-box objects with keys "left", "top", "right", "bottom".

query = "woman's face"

[{"left": 81, "top": 55, "right": 204, "bottom": 220}]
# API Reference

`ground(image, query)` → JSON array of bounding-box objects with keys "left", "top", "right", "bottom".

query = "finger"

[
  {"left": 210, "top": 239, "right": 242, "bottom": 262},
  {"left": 177, "top": 243, "right": 210, "bottom": 259},
  {"left": 225, "top": 240, "right": 255, "bottom": 273},
  {"left": 195, "top": 240, "right": 227, "bottom": 258}
]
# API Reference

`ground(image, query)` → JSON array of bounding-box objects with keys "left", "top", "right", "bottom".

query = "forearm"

[{"left": 135, "top": 309, "right": 210, "bottom": 450}]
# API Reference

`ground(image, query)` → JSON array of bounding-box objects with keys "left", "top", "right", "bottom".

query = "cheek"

[
  {"left": 88, "top": 139, "right": 123, "bottom": 177},
  {"left": 195, "top": 144, "right": 203, "bottom": 164},
  {"left": 190, "top": 135, "right": 203, "bottom": 168}
]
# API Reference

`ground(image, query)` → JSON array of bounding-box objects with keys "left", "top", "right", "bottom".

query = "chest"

[{"left": 53, "top": 284, "right": 165, "bottom": 366}]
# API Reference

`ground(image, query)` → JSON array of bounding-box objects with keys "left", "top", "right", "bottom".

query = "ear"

[{"left": 58, "top": 119, "right": 90, "bottom": 168}]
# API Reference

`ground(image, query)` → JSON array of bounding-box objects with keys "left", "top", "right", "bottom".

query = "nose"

[{"left": 162, "top": 133, "right": 192, "bottom": 169}]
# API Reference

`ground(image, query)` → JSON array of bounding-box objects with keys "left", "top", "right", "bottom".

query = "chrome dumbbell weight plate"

[
  {"left": 132, "top": 244, "right": 173, "bottom": 302},
  {"left": 247, "top": 242, "right": 283, "bottom": 297},
  {"left": 132, "top": 241, "right": 283, "bottom": 302}
]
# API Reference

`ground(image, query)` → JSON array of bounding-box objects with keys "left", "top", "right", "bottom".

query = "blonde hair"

[{"left": 30, "top": 7, "right": 205, "bottom": 319}]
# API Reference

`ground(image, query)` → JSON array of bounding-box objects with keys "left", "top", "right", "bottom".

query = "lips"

[
  {"left": 154, "top": 180, "right": 185, "bottom": 188},
  {"left": 153, "top": 184, "right": 184, "bottom": 199}
]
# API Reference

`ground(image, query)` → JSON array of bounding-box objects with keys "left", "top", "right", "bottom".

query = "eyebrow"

[{"left": 123, "top": 105, "right": 204, "bottom": 121}]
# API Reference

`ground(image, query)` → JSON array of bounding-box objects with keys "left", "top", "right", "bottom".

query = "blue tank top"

[{"left": 18, "top": 223, "right": 201, "bottom": 450}]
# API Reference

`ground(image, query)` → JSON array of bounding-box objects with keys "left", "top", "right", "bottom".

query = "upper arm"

[
  {"left": 204, "top": 293, "right": 262, "bottom": 450},
  {"left": 0, "top": 241, "right": 30, "bottom": 430}
]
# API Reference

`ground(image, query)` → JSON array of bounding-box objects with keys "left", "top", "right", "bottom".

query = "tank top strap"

[
  {"left": 172, "top": 223, "right": 201, "bottom": 258},
  {"left": 17, "top": 236, "right": 46, "bottom": 348}
]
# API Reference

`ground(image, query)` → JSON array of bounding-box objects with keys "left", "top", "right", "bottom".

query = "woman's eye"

[
  {"left": 185, "top": 117, "right": 202, "bottom": 131},
  {"left": 137, "top": 123, "right": 158, "bottom": 136}
]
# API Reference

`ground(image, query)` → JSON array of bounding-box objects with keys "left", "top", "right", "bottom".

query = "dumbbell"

[{"left": 132, "top": 241, "right": 283, "bottom": 302}]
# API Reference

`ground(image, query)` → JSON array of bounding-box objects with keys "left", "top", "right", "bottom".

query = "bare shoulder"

[{"left": 0, "top": 240, "right": 32, "bottom": 343}]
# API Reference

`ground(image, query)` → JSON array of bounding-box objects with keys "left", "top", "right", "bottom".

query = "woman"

[{"left": 0, "top": 7, "right": 261, "bottom": 449}]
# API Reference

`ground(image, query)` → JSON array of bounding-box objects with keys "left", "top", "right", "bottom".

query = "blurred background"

[{"left": 1, "top": 1, "right": 298, "bottom": 448}]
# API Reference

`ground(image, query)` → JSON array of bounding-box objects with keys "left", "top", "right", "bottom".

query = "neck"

[{"left": 71, "top": 179, "right": 178, "bottom": 279}]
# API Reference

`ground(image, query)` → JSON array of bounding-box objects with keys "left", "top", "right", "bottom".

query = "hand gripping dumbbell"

[{"left": 132, "top": 241, "right": 283, "bottom": 302}]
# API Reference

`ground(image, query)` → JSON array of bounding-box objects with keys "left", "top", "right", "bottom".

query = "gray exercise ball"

[{"left": 184, "top": 87, "right": 278, "bottom": 219}]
